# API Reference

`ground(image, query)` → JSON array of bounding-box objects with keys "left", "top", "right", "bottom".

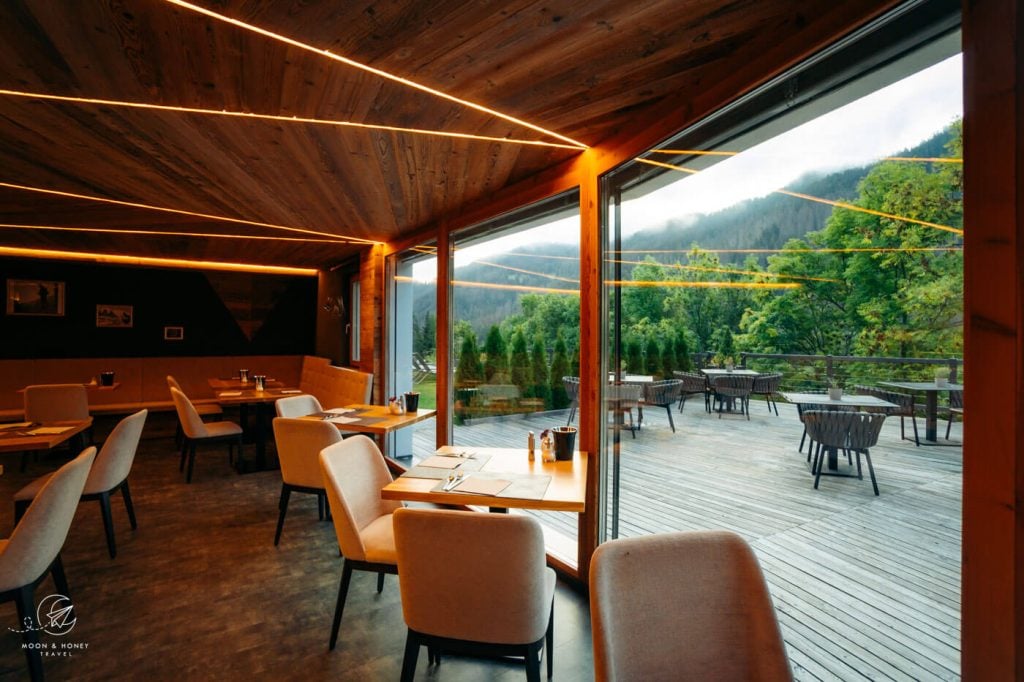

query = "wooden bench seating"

[{"left": 0, "top": 355, "right": 372, "bottom": 423}]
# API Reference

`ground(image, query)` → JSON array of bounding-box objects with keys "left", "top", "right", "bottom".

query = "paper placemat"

[
  {"left": 324, "top": 408, "right": 354, "bottom": 415},
  {"left": 0, "top": 422, "right": 32, "bottom": 431},
  {"left": 419, "top": 455, "right": 465, "bottom": 469},
  {"left": 449, "top": 477, "right": 510, "bottom": 496},
  {"left": 27, "top": 426, "right": 73, "bottom": 435},
  {"left": 327, "top": 415, "right": 359, "bottom": 424},
  {"left": 402, "top": 457, "right": 488, "bottom": 480},
  {"left": 279, "top": 389, "right": 303, "bottom": 395},
  {"left": 219, "top": 391, "right": 242, "bottom": 397},
  {"left": 347, "top": 417, "right": 386, "bottom": 427}
]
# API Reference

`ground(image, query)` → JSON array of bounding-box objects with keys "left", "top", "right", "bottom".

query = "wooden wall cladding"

[{"left": 0, "top": 257, "right": 316, "bottom": 358}]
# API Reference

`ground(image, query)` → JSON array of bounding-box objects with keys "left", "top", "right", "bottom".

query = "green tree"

[
  {"left": 418, "top": 312, "right": 436, "bottom": 356},
  {"left": 549, "top": 333, "right": 571, "bottom": 408},
  {"left": 674, "top": 332, "right": 692, "bottom": 371},
  {"left": 625, "top": 338, "right": 644, "bottom": 374},
  {"left": 661, "top": 339, "right": 676, "bottom": 379},
  {"left": 483, "top": 325, "right": 508, "bottom": 382},
  {"left": 454, "top": 329, "right": 483, "bottom": 386},
  {"left": 509, "top": 331, "right": 530, "bottom": 394},
  {"left": 645, "top": 337, "right": 662, "bottom": 376},
  {"left": 530, "top": 335, "right": 551, "bottom": 406}
]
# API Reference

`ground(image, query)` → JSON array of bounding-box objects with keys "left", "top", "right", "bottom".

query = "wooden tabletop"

[
  {"left": 0, "top": 419, "right": 92, "bottom": 454},
  {"left": 382, "top": 447, "right": 587, "bottom": 512},
  {"left": 208, "top": 377, "right": 285, "bottom": 391},
  {"left": 781, "top": 392, "right": 898, "bottom": 409},
  {"left": 302, "top": 405, "right": 437, "bottom": 436},
  {"left": 213, "top": 386, "right": 303, "bottom": 405}
]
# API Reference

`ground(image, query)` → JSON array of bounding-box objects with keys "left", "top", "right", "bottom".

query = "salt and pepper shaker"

[{"left": 528, "top": 431, "right": 535, "bottom": 461}]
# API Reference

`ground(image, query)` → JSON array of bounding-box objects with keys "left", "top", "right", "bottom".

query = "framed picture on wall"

[
  {"left": 6, "top": 279, "right": 65, "bottom": 316},
  {"left": 96, "top": 304, "right": 133, "bottom": 328},
  {"left": 164, "top": 326, "right": 184, "bottom": 341}
]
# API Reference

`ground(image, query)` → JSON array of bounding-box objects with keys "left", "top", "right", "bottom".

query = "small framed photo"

[
  {"left": 6, "top": 279, "right": 65, "bottom": 316},
  {"left": 96, "top": 304, "right": 133, "bottom": 328},
  {"left": 164, "top": 326, "right": 184, "bottom": 341}
]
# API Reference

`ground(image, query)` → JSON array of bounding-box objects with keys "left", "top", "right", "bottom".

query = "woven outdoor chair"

[
  {"left": 752, "top": 373, "right": 783, "bottom": 416},
  {"left": 607, "top": 383, "right": 642, "bottom": 438},
  {"left": 803, "top": 410, "right": 886, "bottom": 495},
  {"left": 642, "top": 380, "right": 683, "bottom": 433},
  {"left": 673, "top": 371, "right": 710, "bottom": 413},
  {"left": 711, "top": 375, "right": 755, "bottom": 419},
  {"left": 945, "top": 390, "right": 963, "bottom": 440},
  {"left": 853, "top": 385, "right": 919, "bottom": 446}
]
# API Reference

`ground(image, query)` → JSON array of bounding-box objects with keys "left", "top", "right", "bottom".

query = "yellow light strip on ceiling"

[
  {"left": 649, "top": 149, "right": 963, "bottom": 163},
  {"left": 0, "top": 223, "right": 346, "bottom": 244},
  {"left": 0, "top": 246, "right": 318, "bottom": 275},
  {"left": 0, "top": 181, "right": 375, "bottom": 244},
  {"left": 163, "top": 0, "right": 588, "bottom": 150},
  {"left": 636, "top": 158, "right": 964, "bottom": 236},
  {"left": 0, "top": 89, "right": 581, "bottom": 151},
  {"left": 608, "top": 280, "right": 801, "bottom": 290},
  {"left": 607, "top": 258, "right": 840, "bottom": 283}
]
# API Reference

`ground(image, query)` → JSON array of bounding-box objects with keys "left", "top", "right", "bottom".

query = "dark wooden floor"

[{"left": 0, "top": 414, "right": 594, "bottom": 681}]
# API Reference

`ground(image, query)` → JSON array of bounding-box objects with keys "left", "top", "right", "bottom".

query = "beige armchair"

[
  {"left": 275, "top": 394, "right": 323, "bottom": 418},
  {"left": 590, "top": 530, "right": 792, "bottom": 682},
  {"left": 393, "top": 508, "right": 556, "bottom": 681},
  {"left": 166, "top": 376, "right": 222, "bottom": 446},
  {"left": 15, "top": 409, "right": 147, "bottom": 559},
  {"left": 23, "top": 383, "right": 89, "bottom": 422},
  {"left": 319, "top": 435, "right": 401, "bottom": 651},
  {"left": 270, "top": 417, "right": 342, "bottom": 545},
  {"left": 170, "top": 386, "right": 243, "bottom": 483},
  {"left": 0, "top": 447, "right": 97, "bottom": 682}
]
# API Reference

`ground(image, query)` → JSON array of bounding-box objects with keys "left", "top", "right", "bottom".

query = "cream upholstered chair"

[
  {"left": 170, "top": 386, "right": 243, "bottom": 483},
  {"left": 23, "top": 383, "right": 89, "bottom": 422},
  {"left": 319, "top": 435, "right": 401, "bottom": 650},
  {"left": 166, "top": 376, "right": 222, "bottom": 445},
  {"left": 590, "top": 530, "right": 792, "bottom": 682},
  {"left": 14, "top": 410, "right": 147, "bottom": 559},
  {"left": 0, "top": 447, "right": 97, "bottom": 682},
  {"left": 270, "top": 417, "right": 342, "bottom": 545},
  {"left": 275, "top": 394, "right": 323, "bottom": 418},
  {"left": 393, "top": 508, "right": 556, "bottom": 681}
]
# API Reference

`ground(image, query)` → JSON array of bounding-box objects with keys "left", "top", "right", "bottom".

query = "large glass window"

[{"left": 602, "top": 4, "right": 962, "bottom": 678}]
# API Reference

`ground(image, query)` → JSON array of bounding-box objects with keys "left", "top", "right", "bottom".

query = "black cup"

[
  {"left": 551, "top": 426, "right": 576, "bottom": 461},
  {"left": 99, "top": 371, "right": 115, "bottom": 387},
  {"left": 404, "top": 392, "right": 420, "bottom": 412}
]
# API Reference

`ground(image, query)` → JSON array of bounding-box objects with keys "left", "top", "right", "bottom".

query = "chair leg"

[
  {"left": 664, "top": 405, "right": 675, "bottom": 433},
  {"left": 864, "top": 448, "right": 879, "bottom": 496},
  {"left": 14, "top": 585, "right": 44, "bottom": 682},
  {"left": 329, "top": 560, "right": 354, "bottom": 650},
  {"left": 377, "top": 572, "right": 385, "bottom": 593},
  {"left": 813, "top": 445, "right": 825, "bottom": 490},
  {"left": 99, "top": 492, "right": 117, "bottom": 559},
  {"left": 274, "top": 485, "right": 291, "bottom": 546},
  {"left": 14, "top": 498, "right": 30, "bottom": 525},
  {"left": 179, "top": 439, "right": 189, "bottom": 472},
  {"left": 121, "top": 480, "right": 138, "bottom": 530},
  {"left": 50, "top": 554, "right": 71, "bottom": 600},
  {"left": 400, "top": 630, "right": 421, "bottom": 682},
  {"left": 546, "top": 602, "right": 554, "bottom": 679},
  {"left": 317, "top": 492, "right": 324, "bottom": 521},
  {"left": 525, "top": 640, "right": 542, "bottom": 682},
  {"left": 800, "top": 428, "right": 807, "bottom": 454},
  {"left": 911, "top": 415, "right": 920, "bottom": 446}
]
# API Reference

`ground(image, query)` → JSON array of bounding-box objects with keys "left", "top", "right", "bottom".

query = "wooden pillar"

[
  {"left": 577, "top": 149, "right": 602, "bottom": 580},
  {"left": 435, "top": 224, "right": 453, "bottom": 448},
  {"left": 961, "top": 0, "right": 1023, "bottom": 678},
  {"left": 359, "top": 243, "right": 386, "bottom": 404}
]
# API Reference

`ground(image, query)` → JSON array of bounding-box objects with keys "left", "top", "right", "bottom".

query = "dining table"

[
  {"left": 0, "top": 419, "right": 93, "bottom": 454},
  {"left": 381, "top": 446, "right": 586, "bottom": 513},
  {"left": 299, "top": 404, "right": 437, "bottom": 458},
  {"left": 781, "top": 392, "right": 898, "bottom": 469},
  {"left": 879, "top": 380, "right": 964, "bottom": 444},
  {"left": 209, "top": 382, "right": 303, "bottom": 471}
]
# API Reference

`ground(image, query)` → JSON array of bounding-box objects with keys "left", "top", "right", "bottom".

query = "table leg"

[
  {"left": 925, "top": 391, "right": 938, "bottom": 442},
  {"left": 827, "top": 445, "right": 839, "bottom": 471}
]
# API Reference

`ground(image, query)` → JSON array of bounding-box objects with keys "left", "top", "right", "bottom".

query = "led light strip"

[
  {"left": 636, "top": 158, "right": 964, "bottom": 236},
  {"left": 607, "top": 280, "right": 800, "bottom": 290},
  {"left": 650, "top": 149, "right": 963, "bottom": 163},
  {"left": 0, "top": 181, "right": 375, "bottom": 244},
  {"left": 0, "top": 246, "right": 318, "bottom": 275},
  {"left": 163, "top": 0, "right": 588, "bottom": 150},
  {"left": 0, "top": 89, "right": 581, "bottom": 150},
  {"left": 0, "top": 223, "right": 347, "bottom": 244}
]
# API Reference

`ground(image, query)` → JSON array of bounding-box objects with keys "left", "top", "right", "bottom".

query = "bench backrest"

[{"left": 299, "top": 356, "right": 373, "bottom": 409}]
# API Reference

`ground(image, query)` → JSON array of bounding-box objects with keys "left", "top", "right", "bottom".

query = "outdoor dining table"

[
  {"left": 781, "top": 392, "right": 898, "bottom": 470},
  {"left": 381, "top": 446, "right": 586, "bottom": 513},
  {"left": 879, "top": 380, "right": 964, "bottom": 444}
]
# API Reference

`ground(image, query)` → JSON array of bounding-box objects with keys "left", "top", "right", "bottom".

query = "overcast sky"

[{"left": 413, "top": 53, "right": 962, "bottom": 280}]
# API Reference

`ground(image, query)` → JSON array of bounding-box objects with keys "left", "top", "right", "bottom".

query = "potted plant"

[
  {"left": 723, "top": 356, "right": 735, "bottom": 372},
  {"left": 934, "top": 366, "right": 950, "bottom": 388},
  {"left": 827, "top": 376, "right": 843, "bottom": 401}
]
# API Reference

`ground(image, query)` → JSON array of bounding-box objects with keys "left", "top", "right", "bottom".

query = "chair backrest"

[
  {"left": 607, "top": 383, "right": 642, "bottom": 404},
  {"left": 673, "top": 371, "right": 708, "bottom": 394},
  {"left": 753, "top": 373, "right": 782, "bottom": 393},
  {"left": 275, "top": 394, "right": 324, "bottom": 418},
  {"left": 166, "top": 374, "right": 184, "bottom": 394},
  {"left": 852, "top": 385, "right": 913, "bottom": 416},
  {"left": 0, "top": 447, "right": 97, "bottom": 592},
  {"left": 393, "top": 508, "right": 551, "bottom": 644},
  {"left": 802, "top": 410, "right": 854, "bottom": 448},
  {"left": 23, "top": 383, "right": 89, "bottom": 422},
  {"left": 590, "top": 530, "right": 792, "bottom": 682},
  {"left": 562, "top": 376, "right": 580, "bottom": 401},
  {"left": 169, "top": 386, "right": 208, "bottom": 439},
  {"left": 272, "top": 417, "right": 342, "bottom": 488},
  {"left": 845, "top": 412, "right": 887, "bottom": 450},
  {"left": 318, "top": 435, "right": 401, "bottom": 562},
  {"left": 712, "top": 375, "right": 755, "bottom": 396},
  {"left": 949, "top": 389, "right": 963, "bottom": 409},
  {"left": 85, "top": 409, "right": 147, "bottom": 494},
  {"left": 643, "top": 379, "right": 683, "bottom": 406}
]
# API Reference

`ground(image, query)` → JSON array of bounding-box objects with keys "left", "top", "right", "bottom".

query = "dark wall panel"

[{"left": 0, "top": 258, "right": 316, "bottom": 359}]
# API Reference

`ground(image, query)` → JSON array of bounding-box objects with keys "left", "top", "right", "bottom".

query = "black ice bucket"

[{"left": 551, "top": 426, "right": 577, "bottom": 461}]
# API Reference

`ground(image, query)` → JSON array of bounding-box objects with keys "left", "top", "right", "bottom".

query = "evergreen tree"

[
  {"left": 509, "top": 331, "right": 530, "bottom": 394},
  {"left": 454, "top": 330, "right": 483, "bottom": 386},
  {"left": 483, "top": 325, "right": 508, "bottom": 381},
  {"left": 626, "top": 338, "right": 644, "bottom": 374},
  {"left": 549, "top": 333, "right": 571, "bottom": 409},
  {"left": 420, "top": 312, "right": 436, "bottom": 356},
  {"left": 571, "top": 344, "right": 581, "bottom": 376},
  {"left": 412, "top": 316, "right": 422, "bottom": 355},
  {"left": 645, "top": 337, "right": 662, "bottom": 376},
  {"left": 674, "top": 332, "right": 692, "bottom": 371},
  {"left": 661, "top": 339, "right": 676, "bottom": 379},
  {"left": 530, "top": 335, "right": 551, "bottom": 407}
]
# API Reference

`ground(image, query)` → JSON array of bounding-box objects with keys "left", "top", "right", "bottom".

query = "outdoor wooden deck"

[{"left": 414, "top": 399, "right": 963, "bottom": 681}]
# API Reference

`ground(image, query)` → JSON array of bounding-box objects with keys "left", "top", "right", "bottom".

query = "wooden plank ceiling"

[{"left": 0, "top": 0, "right": 892, "bottom": 269}]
